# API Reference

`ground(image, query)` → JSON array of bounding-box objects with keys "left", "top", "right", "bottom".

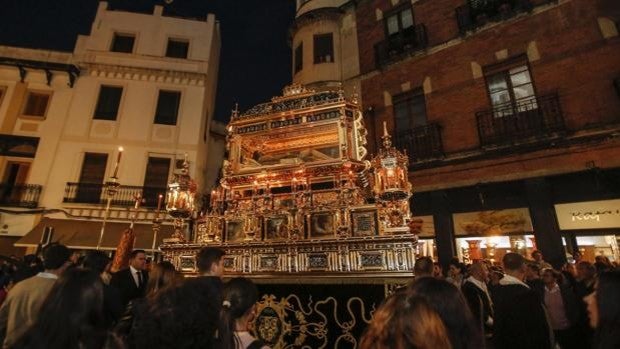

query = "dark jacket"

[
  {"left": 110, "top": 268, "right": 148, "bottom": 309},
  {"left": 462, "top": 280, "right": 494, "bottom": 335},
  {"left": 492, "top": 283, "right": 552, "bottom": 349},
  {"left": 103, "top": 283, "right": 123, "bottom": 328}
]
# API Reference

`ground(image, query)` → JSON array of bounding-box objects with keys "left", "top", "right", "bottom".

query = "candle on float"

[
  {"left": 112, "top": 146, "right": 124, "bottom": 178},
  {"left": 154, "top": 194, "right": 163, "bottom": 220},
  {"left": 134, "top": 194, "right": 142, "bottom": 209}
]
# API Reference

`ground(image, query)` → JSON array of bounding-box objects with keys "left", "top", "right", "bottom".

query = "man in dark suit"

[
  {"left": 462, "top": 261, "right": 494, "bottom": 337},
  {"left": 492, "top": 252, "right": 552, "bottom": 349},
  {"left": 111, "top": 249, "right": 148, "bottom": 309}
]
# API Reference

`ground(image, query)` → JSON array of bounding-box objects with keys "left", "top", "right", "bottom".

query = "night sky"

[{"left": 0, "top": 0, "right": 296, "bottom": 122}]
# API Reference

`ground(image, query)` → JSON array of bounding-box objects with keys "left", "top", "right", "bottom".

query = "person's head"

[
  {"left": 541, "top": 268, "right": 562, "bottom": 287},
  {"left": 12, "top": 268, "right": 106, "bottom": 349},
  {"left": 132, "top": 280, "right": 220, "bottom": 349},
  {"left": 584, "top": 270, "right": 620, "bottom": 348},
  {"left": 595, "top": 255, "right": 612, "bottom": 266},
  {"left": 129, "top": 250, "right": 147, "bottom": 271},
  {"left": 448, "top": 259, "right": 463, "bottom": 278},
  {"left": 196, "top": 247, "right": 225, "bottom": 277},
  {"left": 576, "top": 261, "right": 596, "bottom": 282},
  {"left": 408, "top": 277, "right": 482, "bottom": 349},
  {"left": 145, "top": 261, "right": 182, "bottom": 299},
  {"left": 42, "top": 243, "right": 72, "bottom": 273},
  {"left": 572, "top": 250, "right": 582, "bottom": 262},
  {"left": 414, "top": 256, "right": 434, "bottom": 278},
  {"left": 218, "top": 277, "right": 259, "bottom": 349},
  {"left": 503, "top": 252, "right": 526, "bottom": 279},
  {"left": 359, "top": 291, "right": 452, "bottom": 349},
  {"left": 525, "top": 263, "right": 541, "bottom": 280},
  {"left": 489, "top": 266, "right": 504, "bottom": 285},
  {"left": 81, "top": 250, "right": 111, "bottom": 275},
  {"left": 469, "top": 261, "right": 488, "bottom": 282},
  {"left": 433, "top": 262, "right": 444, "bottom": 278},
  {"left": 531, "top": 250, "right": 543, "bottom": 262}
]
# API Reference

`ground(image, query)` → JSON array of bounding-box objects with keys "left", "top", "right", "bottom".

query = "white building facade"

[{"left": 0, "top": 2, "right": 221, "bottom": 254}]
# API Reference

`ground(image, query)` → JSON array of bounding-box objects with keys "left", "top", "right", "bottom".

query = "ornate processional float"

[
  {"left": 159, "top": 84, "right": 418, "bottom": 348},
  {"left": 160, "top": 84, "right": 417, "bottom": 277}
]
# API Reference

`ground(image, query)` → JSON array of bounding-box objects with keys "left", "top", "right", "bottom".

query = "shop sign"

[
  {"left": 554, "top": 199, "right": 620, "bottom": 230},
  {"left": 452, "top": 208, "right": 533, "bottom": 236}
]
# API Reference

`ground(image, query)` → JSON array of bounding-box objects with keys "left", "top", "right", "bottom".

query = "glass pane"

[
  {"left": 490, "top": 90, "right": 511, "bottom": 106},
  {"left": 510, "top": 66, "right": 532, "bottom": 86},
  {"left": 513, "top": 83, "right": 535, "bottom": 100},
  {"left": 487, "top": 73, "right": 508, "bottom": 94},
  {"left": 387, "top": 15, "right": 399, "bottom": 35},
  {"left": 394, "top": 101, "right": 410, "bottom": 129},
  {"left": 410, "top": 95, "right": 427, "bottom": 127},
  {"left": 401, "top": 9, "right": 414, "bottom": 29}
]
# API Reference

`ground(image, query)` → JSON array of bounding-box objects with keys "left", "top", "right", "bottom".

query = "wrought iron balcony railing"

[
  {"left": 476, "top": 93, "right": 565, "bottom": 146},
  {"left": 63, "top": 183, "right": 167, "bottom": 208},
  {"left": 375, "top": 24, "right": 428, "bottom": 68},
  {"left": 394, "top": 123, "right": 444, "bottom": 162},
  {"left": 0, "top": 183, "right": 42, "bottom": 208},
  {"left": 456, "top": 0, "right": 554, "bottom": 33}
]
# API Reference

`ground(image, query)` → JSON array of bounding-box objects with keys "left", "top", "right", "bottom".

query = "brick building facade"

[{"left": 293, "top": 0, "right": 620, "bottom": 267}]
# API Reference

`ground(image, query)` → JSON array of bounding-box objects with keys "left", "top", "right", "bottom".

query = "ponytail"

[{"left": 216, "top": 278, "right": 259, "bottom": 349}]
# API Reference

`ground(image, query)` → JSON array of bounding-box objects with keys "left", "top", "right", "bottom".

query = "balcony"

[
  {"left": 456, "top": 0, "right": 554, "bottom": 34},
  {"left": 394, "top": 123, "right": 444, "bottom": 162},
  {"left": 0, "top": 183, "right": 42, "bottom": 208},
  {"left": 63, "top": 183, "right": 167, "bottom": 208},
  {"left": 476, "top": 93, "right": 565, "bottom": 146},
  {"left": 375, "top": 24, "right": 428, "bottom": 68}
]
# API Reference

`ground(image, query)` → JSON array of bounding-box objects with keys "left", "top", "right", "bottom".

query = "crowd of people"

[
  {"left": 0, "top": 244, "right": 617, "bottom": 349},
  {"left": 363, "top": 251, "right": 620, "bottom": 349}
]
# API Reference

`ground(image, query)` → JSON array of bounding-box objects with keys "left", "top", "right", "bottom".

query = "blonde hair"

[{"left": 360, "top": 291, "right": 452, "bottom": 349}]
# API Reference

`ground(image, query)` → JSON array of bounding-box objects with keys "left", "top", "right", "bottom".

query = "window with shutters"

[
  {"left": 393, "top": 89, "right": 427, "bottom": 131},
  {"left": 313, "top": 34, "right": 334, "bottom": 64},
  {"left": 143, "top": 157, "right": 171, "bottom": 207},
  {"left": 166, "top": 39, "right": 189, "bottom": 59},
  {"left": 110, "top": 33, "right": 135, "bottom": 53},
  {"left": 21, "top": 91, "right": 51, "bottom": 117},
  {"left": 384, "top": 6, "right": 414, "bottom": 42},
  {"left": 154, "top": 90, "right": 181, "bottom": 125},
  {"left": 93, "top": 86, "right": 123, "bottom": 120},
  {"left": 76, "top": 153, "right": 108, "bottom": 203}
]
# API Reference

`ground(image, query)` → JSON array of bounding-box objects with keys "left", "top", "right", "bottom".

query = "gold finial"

[{"left": 381, "top": 121, "right": 392, "bottom": 149}]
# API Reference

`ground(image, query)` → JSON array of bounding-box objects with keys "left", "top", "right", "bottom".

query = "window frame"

[
  {"left": 483, "top": 57, "right": 538, "bottom": 116},
  {"left": 165, "top": 38, "right": 190, "bottom": 59},
  {"left": 93, "top": 85, "right": 124, "bottom": 121},
  {"left": 20, "top": 89, "right": 52, "bottom": 118},
  {"left": 110, "top": 32, "right": 136, "bottom": 54},
  {"left": 392, "top": 88, "right": 428, "bottom": 131},
  {"left": 383, "top": 4, "right": 415, "bottom": 39},
  {"left": 153, "top": 90, "right": 182, "bottom": 126},
  {"left": 313, "top": 33, "right": 334, "bottom": 64}
]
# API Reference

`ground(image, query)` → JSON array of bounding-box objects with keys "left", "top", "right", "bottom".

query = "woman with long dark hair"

[
  {"left": 10, "top": 268, "right": 108, "bottom": 349},
  {"left": 408, "top": 277, "right": 483, "bottom": 349},
  {"left": 115, "top": 261, "right": 182, "bottom": 347},
  {"left": 584, "top": 270, "right": 620, "bottom": 349},
  {"left": 217, "top": 277, "right": 269, "bottom": 349},
  {"left": 359, "top": 290, "right": 452, "bottom": 349}
]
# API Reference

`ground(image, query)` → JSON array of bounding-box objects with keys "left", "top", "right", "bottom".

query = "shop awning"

[{"left": 15, "top": 218, "right": 175, "bottom": 251}]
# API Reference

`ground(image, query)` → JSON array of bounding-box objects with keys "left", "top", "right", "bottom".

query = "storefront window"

[
  {"left": 455, "top": 235, "right": 536, "bottom": 264},
  {"left": 563, "top": 235, "right": 620, "bottom": 263}
]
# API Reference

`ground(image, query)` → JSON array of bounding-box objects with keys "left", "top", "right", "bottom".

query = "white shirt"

[
  {"left": 129, "top": 265, "right": 142, "bottom": 288},
  {"left": 499, "top": 273, "right": 530, "bottom": 288},
  {"left": 36, "top": 272, "right": 59, "bottom": 280}
]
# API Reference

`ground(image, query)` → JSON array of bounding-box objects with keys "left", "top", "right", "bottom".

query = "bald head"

[{"left": 470, "top": 261, "right": 489, "bottom": 282}]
